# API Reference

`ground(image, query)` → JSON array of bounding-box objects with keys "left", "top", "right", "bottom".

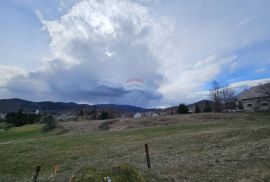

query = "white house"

[
  {"left": 134, "top": 112, "right": 142, "bottom": 118},
  {"left": 35, "top": 110, "right": 40, "bottom": 115},
  {"left": 0, "top": 113, "right": 6, "bottom": 119},
  {"left": 235, "top": 83, "right": 270, "bottom": 112}
]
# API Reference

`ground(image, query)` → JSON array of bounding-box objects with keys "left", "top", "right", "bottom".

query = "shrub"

[
  {"left": 42, "top": 116, "right": 57, "bottom": 132},
  {"left": 70, "top": 164, "right": 146, "bottom": 182},
  {"left": 99, "top": 119, "right": 118, "bottom": 130},
  {"left": 0, "top": 122, "right": 12, "bottom": 131},
  {"left": 238, "top": 102, "right": 244, "bottom": 110},
  {"left": 99, "top": 110, "right": 110, "bottom": 120},
  {"left": 178, "top": 104, "right": 189, "bottom": 114}
]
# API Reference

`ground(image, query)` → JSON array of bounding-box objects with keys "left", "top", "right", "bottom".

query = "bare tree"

[
  {"left": 221, "top": 86, "right": 235, "bottom": 112},
  {"left": 211, "top": 80, "right": 222, "bottom": 112},
  {"left": 211, "top": 80, "right": 235, "bottom": 112}
]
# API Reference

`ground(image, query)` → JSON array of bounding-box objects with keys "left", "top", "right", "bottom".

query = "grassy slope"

[{"left": 0, "top": 113, "right": 270, "bottom": 181}]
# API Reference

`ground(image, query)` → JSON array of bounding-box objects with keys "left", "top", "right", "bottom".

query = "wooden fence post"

[
  {"left": 32, "top": 166, "right": 41, "bottom": 182},
  {"left": 54, "top": 164, "right": 60, "bottom": 174},
  {"left": 144, "top": 144, "right": 151, "bottom": 168}
]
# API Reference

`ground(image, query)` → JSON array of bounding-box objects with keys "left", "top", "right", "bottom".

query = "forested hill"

[{"left": 0, "top": 98, "right": 147, "bottom": 114}]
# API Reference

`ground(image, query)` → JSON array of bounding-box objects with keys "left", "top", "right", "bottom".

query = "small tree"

[
  {"left": 79, "top": 109, "right": 84, "bottom": 117},
  {"left": 178, "top": 104, "right": 189, "bottom": 114},
  {"left": 99, "top": 110, "right": 109, "bottom": 120},
  {"left": 211, "top": 80, "right": 222, "bottom": 112},
  {"left": 91, "top": 106, "right": 97, "bottom": 120},
  {"left": 221, "top": 86, "right": 235, "bottom": 112},
  {"left": 42, "top": 116, "right": 57, "bottom": 132}
]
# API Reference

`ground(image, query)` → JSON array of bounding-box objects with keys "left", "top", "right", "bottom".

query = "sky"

[{"left": 0, "top": 0, "right": 270, "bottom": 108}]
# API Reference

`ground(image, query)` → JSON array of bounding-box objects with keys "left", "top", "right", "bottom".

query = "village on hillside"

[{"left": 0, "top": 82, "right": 269, "bottom": 127}]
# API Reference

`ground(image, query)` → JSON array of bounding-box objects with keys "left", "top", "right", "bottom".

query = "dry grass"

[
  {"left": 0, "top": 113, "right": 269, "bottom": 181},
  {"left": 59, "top": 112, "right": 253, "bottom": 133}
]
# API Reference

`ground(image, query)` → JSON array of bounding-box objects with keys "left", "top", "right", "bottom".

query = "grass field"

[{"left": 0, "top": 113, "right": 270, "bottom": 181}]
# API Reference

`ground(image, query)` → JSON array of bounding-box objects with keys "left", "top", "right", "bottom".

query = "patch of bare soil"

[
  {"left": 58, "top": 113, "right": 248, "bottom": 134},
  {"left": 111, "top": 112, "right": 250, "bottom": 131},
  {"left": 57, "top": 120, "right": 105, "bottom": 134}
]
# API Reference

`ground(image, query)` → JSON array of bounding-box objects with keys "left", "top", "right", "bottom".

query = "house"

[
  {"left": 0, "top": 113, "right": 6, "bottom": 119},
  {"left": 235, "top": 83, "right": 270, "bottom": 112},
  {"left": 134, "top": 112, "right": 142, "bottom": 118},
  {"left": 142, "top": 112, "right": 160, "bottom": 117},
  {"left": 152, "top": 112, "right": 159, "bottom": 117},
  {"left": 35, "top": 110, "right": 40, "bottom": 115},
  {"left": 188, "top": 100, "right": 214, "bottom": 113},
  {"left": 55, "top": 113, "right": 77, "bottom": 120}
]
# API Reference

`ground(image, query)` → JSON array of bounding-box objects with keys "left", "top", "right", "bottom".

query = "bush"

[
  {"left": 99, "top": 119, "right": 118, "bottom": 131},
  {"left": 99, "top": 110, "right": 110, "bottom": 120},
  {"left": 0, "top": 122, "right": 12, "bottom": 131},
  {"left": 178, "top": 104, "right": 189, "bottom": 114},
  {"left": 238, "top": 102, "right": 244, "bottom": 110},
  {"left": 42, "top": 116, "right": 57, "bottom": 132},
  {"left": 70, "top": 164, "right": 146, "bottom": 182}
]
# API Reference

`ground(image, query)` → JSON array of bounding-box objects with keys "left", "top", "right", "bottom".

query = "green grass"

[
  {"left": 0, "top": 124, "right": 44, "bottom": 141},
  {"left": 0, "top": 113, "right": 270, "bottom": 181}
]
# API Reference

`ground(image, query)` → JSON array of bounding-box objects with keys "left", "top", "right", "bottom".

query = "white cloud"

[
  {"left": 255, "top": 67, "right": 268, "bottom": 74},
  {"left": 0, "top": 65, "right": 27, "bottom": 87},
  {"left": 158, "top": 55, "right": 238, "bottom": 104},
  {"left": 229, "top": 78, "right": 270, "bottom": 89},
  {"left": 5, "top": 0, "right": 169, "bottom": 106}
]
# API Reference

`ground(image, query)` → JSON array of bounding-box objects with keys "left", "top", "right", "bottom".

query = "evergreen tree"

[
  {"left": 5, "top": 109, "right": 41, "bottom": 127},
  {"left": 99, "top": 110, "right": 109, "bottom": 120},
  {"left": 79, "top": 109, "right": 84, "bottom": 117},
  {"left": 178, "top": 104, "right": 189, "bottom": 114}
]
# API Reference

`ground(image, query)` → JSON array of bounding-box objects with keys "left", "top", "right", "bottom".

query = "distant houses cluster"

[
  {"left": 187, "top": 83, "right": 270, "bottom": 113},
  {"left": 133, "top": 111, "right": 159, "bottom": 118},
  {"left": 0, "top": 83, "right": 269, "bottom": 123},
  {"left": 133, "top": 83, "right": 270, "bottom": 117}
]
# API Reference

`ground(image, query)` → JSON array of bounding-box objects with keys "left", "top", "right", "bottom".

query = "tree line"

[
  {"left": 4, "top": 109, "right": 41, "bottom": 127},
  {"left": 78, "top": 108, "right": 110, "bottom": 120}
]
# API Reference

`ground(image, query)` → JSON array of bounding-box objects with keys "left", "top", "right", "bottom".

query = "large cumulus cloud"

[{"left": 5, "top": 0, "right": 169, "bottom": 106}]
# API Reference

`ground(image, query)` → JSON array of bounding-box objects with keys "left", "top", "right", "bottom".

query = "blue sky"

[{"left": 0, "top": 0, "right": 270, "bottom": 108}]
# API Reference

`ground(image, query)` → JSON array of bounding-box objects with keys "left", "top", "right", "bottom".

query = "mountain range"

[{"left": 0, "top": 98, "right": 148, "bottom": 114}]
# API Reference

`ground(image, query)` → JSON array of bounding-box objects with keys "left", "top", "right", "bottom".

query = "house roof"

[
  {"left": 236, "top": 83, "right": 270, "bottom": 100},
  {"left": 188, "top": 100, "right": 214, "bottom": 107}
]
